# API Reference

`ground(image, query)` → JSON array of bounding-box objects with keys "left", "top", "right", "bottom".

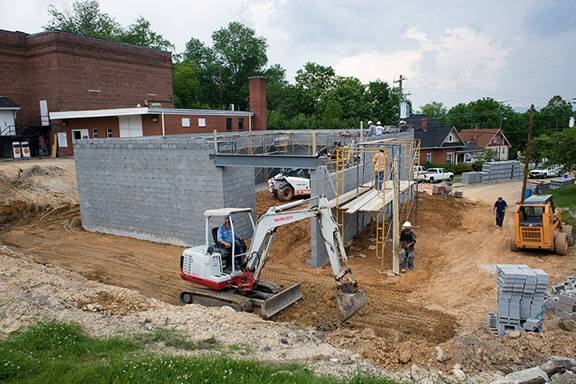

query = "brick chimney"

[
  {"left": 420, "top": 116, "right": 428, "bottom": 132},
  {"left": 249, "top": 76, "right": 267, "bottom": 130}
]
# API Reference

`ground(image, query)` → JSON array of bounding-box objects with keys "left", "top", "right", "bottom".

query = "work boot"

[{"left": 401, "top": 269, "right": 406, "bottom": 273}]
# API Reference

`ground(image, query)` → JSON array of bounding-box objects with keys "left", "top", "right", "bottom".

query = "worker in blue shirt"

[
  {"left": 217, "top": 217, "right": 246, "bottom": 254},
  {"left": 494, "top": 197, "right": 508, "bottom": 228}
]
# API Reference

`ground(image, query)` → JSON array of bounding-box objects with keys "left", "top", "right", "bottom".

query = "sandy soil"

[{"left": 1, "top": 159, "right": 575, "bottom": 382}]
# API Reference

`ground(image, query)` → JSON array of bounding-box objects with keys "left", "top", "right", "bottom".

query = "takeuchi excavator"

[{"left": 179, "top": 195, "right": 367, "bottom": 322}]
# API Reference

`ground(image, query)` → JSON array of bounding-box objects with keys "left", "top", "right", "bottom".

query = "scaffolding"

[{"left": 333, "top": 138, "right": 421, "bottom": 272}]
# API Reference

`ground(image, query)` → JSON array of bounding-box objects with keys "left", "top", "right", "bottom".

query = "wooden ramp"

[{"left": 329, "top": 181, "right": 415, "bottom": 213}]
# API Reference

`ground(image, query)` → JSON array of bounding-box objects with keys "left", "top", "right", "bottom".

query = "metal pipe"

[{"left": 161, "top": 112, "right": 165, "bottom": 137}]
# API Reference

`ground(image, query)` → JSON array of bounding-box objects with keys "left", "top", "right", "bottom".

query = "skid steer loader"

[
  {"left": 179, "top": 195, "right": 367, "bottom": 322},
  {"left": 510, "top": 195, "right": 574, "bottom": 255}
]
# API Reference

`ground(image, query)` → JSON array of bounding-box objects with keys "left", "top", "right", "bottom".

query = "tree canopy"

[{"left": 44, "top": 0, "right": 173, "bottom": 51}]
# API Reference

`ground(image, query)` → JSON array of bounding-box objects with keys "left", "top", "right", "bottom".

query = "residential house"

[
  {"left": 459, "top": 128, "right": 511, "bottom": 160},
  {"left": 407, "top": 114, "right": 482, "bottom": 164}
]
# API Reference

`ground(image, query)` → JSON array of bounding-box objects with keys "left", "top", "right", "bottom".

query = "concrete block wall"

[{"left": 75, "top": 135, "right": 255, "bottom": 246}]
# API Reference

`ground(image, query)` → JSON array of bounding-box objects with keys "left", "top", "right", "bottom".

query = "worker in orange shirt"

[{"left": 372, "top": 147, "right": 386, "bottom": 190}]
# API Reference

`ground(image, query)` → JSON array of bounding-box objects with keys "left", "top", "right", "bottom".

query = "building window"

[
  {"left": 448, "top": 134, "right": 454, "bottom": 142},
  {"left": 226, "top": 118, "right": 232, "bottom": 131},
  {"left": 182, "top": 118, "right": 190, "bottom": 128},
  {"left": 426, "top": 153, "right": 432, "bottom": 163},
  {"left": 493, "top": 136, "right": 500, "bottom": 144},
  {"left": 92, "top": 128, "right": 98, "bottom": 138},
  {"left": 198, "top": 118, "right": 206, "bottom": 128},
  {"left": 238, "top": 118, "right": 244, "bottom": 130},
  {"left": 107, "top": 128, "right": 113, "bottom": 138},
  {"left": 447, "top": 153, "right": 453, "bottom": 163}
]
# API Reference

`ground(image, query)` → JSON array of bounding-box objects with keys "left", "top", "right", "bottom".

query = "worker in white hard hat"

[
  {"left": 400, "top": 221, "right": 416, "bottom": 272},
  {"left": 372, "top": 146, "right": 386, "bottom": 190},
  {"left": 367, "top": 120, "right": 377, "bottom": 137}
]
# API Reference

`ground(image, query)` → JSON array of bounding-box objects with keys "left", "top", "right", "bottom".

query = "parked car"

[
  {"left": 413, "top": 165, "right": 427, "bottom": 182},
  {"left": 422, "top": 168, "right": 454, "bottom": 183},
  {"left": 268, "top": 169, "right": 311, "bottom": 201},
  {"left": 529, "top": 167, "right": 560, "bottom": 179}
]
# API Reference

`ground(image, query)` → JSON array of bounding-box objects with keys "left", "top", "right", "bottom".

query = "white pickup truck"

[
  {"left": 413, "top": 166, "right": 427, "bottom": 182},
  {"left": 423, "top": 168, "right": 454, "bottom": 183}
]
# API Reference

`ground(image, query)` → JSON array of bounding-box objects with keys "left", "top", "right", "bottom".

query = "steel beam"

[{"left": 211, "top": 153, "right": 327, "bottom": 169}]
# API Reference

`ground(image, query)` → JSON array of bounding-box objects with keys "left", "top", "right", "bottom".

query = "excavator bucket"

[{"left": 336, "top": 284, "right": 367, "bottom": 322}]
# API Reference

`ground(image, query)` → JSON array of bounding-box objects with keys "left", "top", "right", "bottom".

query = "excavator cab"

[{"left": 510, "top": 195, "right": 574, "bottom": 255}]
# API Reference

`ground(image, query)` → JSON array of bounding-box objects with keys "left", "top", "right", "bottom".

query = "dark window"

[
  {"left": 92, "top": 128, "right": 98, "bottom": 138},
  {"left": 107, "top": 128, "right": 113, "bottom": 138},
  {"left": 72, "top": 131, "right": 82, "bottom": 140},
  {"left": 238, "top": 118, "right": 244, "bottom": 130},
  {"left": 226, "top": 118, "right": 232, "bottom": 131}
]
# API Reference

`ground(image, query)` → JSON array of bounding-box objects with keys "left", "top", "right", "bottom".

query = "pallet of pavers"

[
  {"left": 487, "top": 264, "right": 548, "bottom": 336},
  {"left": 461, "top": 171, "right": 483, "bottom": 184}
]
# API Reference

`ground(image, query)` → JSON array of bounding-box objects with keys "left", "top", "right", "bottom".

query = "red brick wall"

[
  {"left": 420, "top": 148, "right": 458, "bottom": 164},
  {"left": 53, "top": 116, "right": 119, "bottom": 157},
  {"left": 0, "top": 30, "right": 173, "bottom": 131},
  {"left": 249, "top": 77, "right": 267, "bottom": 130},
  {"left": 53, "top": 114, "right": 252, "bottom": 156}
]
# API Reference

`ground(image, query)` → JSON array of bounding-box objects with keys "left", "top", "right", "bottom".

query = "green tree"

[
  {"left": 44, "top": 0, "right": 173, "bottom": 51},
  {"left": 295, "top": 63, "right": 336, "bottom": 114},
  {"left": 45, "top": 0, "right": 120, "bottom": 39},
  {"left": 365, "top": 80, "right": 400, "bottom": 125},
  {"left": 211, "top": 22, "right": 268, "bottom": 110},
  {"left": 420, "top": 101, "right": 447, "bottom": 122},
  {"left": 172, "top": 61, "right": 201, "bottom": 108},
  {"left": 535, "top": 95, "right": 573, "bottom": 133},
  {"left": 534, "top": 128, "right": 576, "bottom": 171},
  {"left": 118, "top": 17, "right": 174, "bottom": 51}
]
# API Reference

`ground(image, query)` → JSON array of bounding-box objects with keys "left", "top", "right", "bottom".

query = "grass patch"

[
  {"left": 551, "top": 184, "right": 576, "bottom": 222},
  {"left": 136, "top": 328, "right": 222, "bottom": 351},
  {"left": 0, "top": 321, "right": 396, "bottom": 384}
]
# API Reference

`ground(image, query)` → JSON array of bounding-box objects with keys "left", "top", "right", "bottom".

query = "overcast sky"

[{"left": 2, "top": 0, "right": 575, "bottom": 110}]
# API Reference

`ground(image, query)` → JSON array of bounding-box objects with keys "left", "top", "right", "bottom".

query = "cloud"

[{"left": 334, "top": 26, "right": 509, "bottom": 98}]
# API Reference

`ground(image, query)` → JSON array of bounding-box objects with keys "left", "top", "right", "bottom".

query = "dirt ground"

[{"left": 1, "top": 159, "right": 576, "bottom": 380}]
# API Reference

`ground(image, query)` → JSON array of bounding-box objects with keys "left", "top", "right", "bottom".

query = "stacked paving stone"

[
  {"left": 490, "top": 264, "right": 548, "bottom": 336},
  {"left": 549, "top": 176, "right": 575, "bottom": 190},
  {"left": 461, "top": 171, "right": 483, "bottom": 184},
  {"left": 482, "top": 160, "right": 523, "bottom": 182},
  {"left": 546, "top": 276, "right": 576, "bottom": 320}
]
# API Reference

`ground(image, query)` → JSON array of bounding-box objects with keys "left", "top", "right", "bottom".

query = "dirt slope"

[{"left": 1, "top": 160, "right": 575, "bottom": 380}]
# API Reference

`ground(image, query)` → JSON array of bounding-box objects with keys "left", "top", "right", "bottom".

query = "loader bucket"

[{"left": 336, "top": 284, "right": 367, "bottom": 322}]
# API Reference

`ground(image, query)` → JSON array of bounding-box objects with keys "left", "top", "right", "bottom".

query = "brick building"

[
  {"left": 459, "top": 128, "right": 511, "bottom": 160},
  {"left": 0, "top": 29, "right": 267, "bottom": 157}
]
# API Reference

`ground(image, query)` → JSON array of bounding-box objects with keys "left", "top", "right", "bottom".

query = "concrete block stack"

[
  {"left": 546, "top": 276, "right": 576, "bottom": 320},
  {"left": 481, "top": 160, "right": 523, "bottom": 182},
  {"left": 461, "top": 171, "right": 483, "bottom": 184},
  {"left": 490, "top": 264, "right": 548, "bottom": 336},
  {"left": 549, "top": 176, "right": 575, "bottom": 190}
]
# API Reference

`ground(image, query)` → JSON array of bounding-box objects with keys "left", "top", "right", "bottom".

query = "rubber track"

[{"left": 181, "top": 286, "right": 253, "bottom": 312}]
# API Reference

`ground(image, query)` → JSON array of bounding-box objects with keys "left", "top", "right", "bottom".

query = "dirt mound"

[
  {"left": 22, "top": 165, "right": 65, "bottom": 178},
  {"left": 75, "top": 290, "right": 151, "bottom": 315},
  {"left": 416, "top": 192, "right": 469, "bottom": 230}
]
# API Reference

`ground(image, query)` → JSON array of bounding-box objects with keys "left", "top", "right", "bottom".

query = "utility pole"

[
  {"left": 520, "top": 104, "right": 535, "bottom": 203},
  {"left": 394, "top": 75, "right": 406, "bottom": 121}
]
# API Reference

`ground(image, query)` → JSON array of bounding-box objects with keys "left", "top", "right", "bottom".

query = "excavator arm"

[{"left": 244, "top": 196, "right": 367, "bottom": 321}]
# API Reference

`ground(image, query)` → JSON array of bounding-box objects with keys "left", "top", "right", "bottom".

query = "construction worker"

[
  {"left": 217, "top": 217, "right": 247, "bottom": 255},
  {"left": 372, "top": 147, "right": 386, "bottom": 190},
  {"left": 494, "top": 196, "right": 508, "bottom": 228},
  {"left": 400, "top": 221, "right": 416, "bottom": 272}
]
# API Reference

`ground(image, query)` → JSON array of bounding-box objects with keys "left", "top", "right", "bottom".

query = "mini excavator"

[{"left": 179, "top": 195, "right": 367, "bottom": 321}]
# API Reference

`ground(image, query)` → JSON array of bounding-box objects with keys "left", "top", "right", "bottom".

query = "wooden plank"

[
  {"left": 328, "top": 186, "right": 370, "bottom": 208},
  {"left": 51, "top": 134, "right": 58, "bottom": 158}
]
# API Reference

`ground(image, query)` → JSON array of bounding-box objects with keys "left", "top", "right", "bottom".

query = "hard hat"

[
  {"left": 367, "top": 120, "right": 373, "bottom": 124},
  {"left": 402, "top": 221, "right": 412, "bottom": 228},
  {"left": 376, "top": 121, "right": 382, "bottom": 125}
]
